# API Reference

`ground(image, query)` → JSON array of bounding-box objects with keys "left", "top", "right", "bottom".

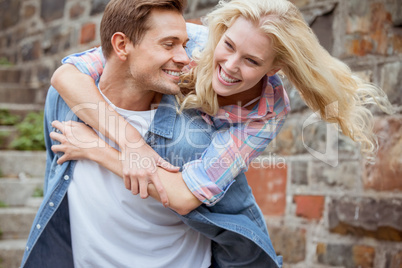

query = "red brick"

[
  {"left": 317, "top": 243, "right": 375, "bottom": 268},
  {"left": 328, "top": 197, "right": 402, "bottom": 241},
  {"left": 269, "top": 226, "right": 306, "bottom": 263},
  {"left": 294, "top": 195, "right": 325, "bottom": 220},
  {"left": 350, "top": 39, "right": 374, "bottom": 57},
  {"left": 80, "top": 23, "right": 96, "bottom": 44},
  {"left": 370, "top": 3, "right": 392, "bottom": 34},
  {"left": 388, "top": 251, "right": 402, "bottom": 268},
  {"left": 245, "top": 163, "right": 287, "bottom": 216},
  {"left": 70, "top": 3, "right": 85, "bottom": 19},
  {"left": 392, "top": 34, "right": 402, "bottom": 54},
  {"left": 369, "top": 3, "right": 391, "bottom": 55},
  {"left": 353, "top": 245, "right": 375, "bottom": 268},
  {"left": 364, "top": 116, "right": 402, "bottom": 191}
]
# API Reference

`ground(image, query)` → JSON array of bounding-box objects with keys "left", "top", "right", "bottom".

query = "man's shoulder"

[
  {"left": 45, "top": 86, "right": 78, "bottom": 122},
  {"left": 185, "top": 23, "right": 208, "bottom": 58},
  {"left": 45, "top": 86, "right": 62, "bottom": 110}
]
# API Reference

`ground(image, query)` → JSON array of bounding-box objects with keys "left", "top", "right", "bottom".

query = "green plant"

[
  {"left": 0, "top": 130, "right": 10, "bottom": 149},
  {"left": 0, "top": 201, "right": 7, "bottom": 208},
  {"left": 0, "top": 109, "right": 20, "bottom": 125},
  {"left": 10, "top": 111, "right": 46, "bottom": 150},
  {"left": 32, "top": 187, "right": 44, "bottom": 197},
  {"left": 0, "top": 57, "right": 13, "bottom": 66}
]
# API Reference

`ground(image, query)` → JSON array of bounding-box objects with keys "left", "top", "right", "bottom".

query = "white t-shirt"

[{"left": 68, "top": 93, "right": 211, "bottom": 268}]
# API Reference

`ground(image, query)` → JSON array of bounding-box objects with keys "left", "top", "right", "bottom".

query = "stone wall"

[{"left": 0, "top": 0, "right": 401, "bottom": 267}]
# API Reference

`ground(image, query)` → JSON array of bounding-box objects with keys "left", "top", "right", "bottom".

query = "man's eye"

[{"left": 164, "top": 43, "right": 174, "bottom": 48}]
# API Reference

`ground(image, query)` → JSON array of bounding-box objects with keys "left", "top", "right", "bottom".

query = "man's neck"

[{"left": 98, "top": 63, "right": 162, "bottom": 111}]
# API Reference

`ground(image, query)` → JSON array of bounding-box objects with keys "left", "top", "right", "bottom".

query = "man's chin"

[{"left": 154, "top": 85, "right": 181, "bottom": 96}]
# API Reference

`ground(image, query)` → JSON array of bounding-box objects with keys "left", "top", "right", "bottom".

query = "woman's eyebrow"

[{"left": 225, "top": 34, "right": 265, "bottom": 62}]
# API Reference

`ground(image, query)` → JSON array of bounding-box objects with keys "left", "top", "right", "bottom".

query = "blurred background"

[{"left": 0, "top": 0, "right": 401, "bottom": 267}]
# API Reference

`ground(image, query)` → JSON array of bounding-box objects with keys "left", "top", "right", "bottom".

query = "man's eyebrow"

[{"left": 160, "top": 36, "right": 190, "bottom": 43}]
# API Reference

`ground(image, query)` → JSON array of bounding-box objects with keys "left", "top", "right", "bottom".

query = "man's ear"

[{"left": 111, "top": 32, "right": 129, "bottom": 61}]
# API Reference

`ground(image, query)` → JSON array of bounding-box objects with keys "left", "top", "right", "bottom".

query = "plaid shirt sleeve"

[
  {"left": 182, "top": 75, "right": 290, "bottom": 206},
  {"left": 61, "top": 47, "right": 105, "bottom": 81}
]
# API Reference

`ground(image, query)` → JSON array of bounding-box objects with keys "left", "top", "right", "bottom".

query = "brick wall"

[{"left": 1, "top": 0, "right": 401, "bottom": 267}]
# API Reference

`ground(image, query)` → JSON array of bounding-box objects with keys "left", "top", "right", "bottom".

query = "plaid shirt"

[
  {"left": 182, "top": 75, "right": 289, "bottom": 205},
  {"left": 62, "top": 26, "right": 290, "bottom": 206}
]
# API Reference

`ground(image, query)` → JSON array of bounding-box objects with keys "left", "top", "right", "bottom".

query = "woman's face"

[{"left": 212, "top": 16, "right": 279, "bottom": 99}]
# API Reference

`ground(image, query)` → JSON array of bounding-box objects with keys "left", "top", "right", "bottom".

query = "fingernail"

[{"left": 164, "top": 203, "right": 169, "bottom": 208}]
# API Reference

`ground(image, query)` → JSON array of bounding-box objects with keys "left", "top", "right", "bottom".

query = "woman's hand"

[
  {"left": 120, "top": 142, "right": 180, "bottom": 207},
  {"left": 50, "top": 120, "right": 103, "bottom": 164},
  {"left": 50, "top": 120, "right": 179, "bottom": 207}
]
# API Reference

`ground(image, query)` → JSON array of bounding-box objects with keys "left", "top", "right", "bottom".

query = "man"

[{"left": 21, "top": 0, "right": 281, "bottom": 267}]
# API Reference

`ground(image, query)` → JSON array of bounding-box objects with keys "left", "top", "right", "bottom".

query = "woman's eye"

[
  {"left": 247, "top": 58, "right": 259, "bottom": 65},
  {"left": 224, "top": 41, "right": 234, "bottom": 50}
]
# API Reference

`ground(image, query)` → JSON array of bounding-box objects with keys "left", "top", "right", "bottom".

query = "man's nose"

[{"left": 173, "top": 46, "right": 190, "bottom": 66}]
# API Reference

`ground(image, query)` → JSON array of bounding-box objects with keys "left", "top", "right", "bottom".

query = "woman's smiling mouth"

[{"left": 218, "top": 65, "right": 241, "bottom": 85}]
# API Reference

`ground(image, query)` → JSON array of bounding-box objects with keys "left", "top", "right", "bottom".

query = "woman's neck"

[{"left": 217, "top": 79, "right": 263, "bottom": 109}]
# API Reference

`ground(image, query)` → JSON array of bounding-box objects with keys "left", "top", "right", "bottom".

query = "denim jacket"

[{"left": 21, "top": 87, "right": 282, "bottom": 268}]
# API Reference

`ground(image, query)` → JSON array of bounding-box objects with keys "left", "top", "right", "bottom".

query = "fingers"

[
  {"left": 123, "top": 168, "right": 169, "bottom": 207},
  {"left": 51, "top": 120, "right": 65, "bottom": 134},
  {"left": 123, "top": 170, "right": 132, "bottom": 191},
  {"left": 51, "top": 144, "right": 68, "bottom": 165},
  {"left": 52, "top": 120, "right": 80, "bottom": 134},
  {"left": 56, "top": 155, "right": 68, "bottom": 165},
  {"left": 150, "top": 173, "right": 169, "bottom": 207},
  {"left": 49, "top": 131, "right": 66, "bottom": 143},
  {"left": 157, "top": 158, "right": 180, "bottom": 173},
  {"left": 130, "top": 178, "right": 139, "bottom": 195},
  {"left": 138, "top": 175, "right": 149, "bottom": 199}
]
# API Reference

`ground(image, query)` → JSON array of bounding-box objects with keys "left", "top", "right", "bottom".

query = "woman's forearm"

[
  {"left": 88, "top": 146, "right": 201, "bottom": 215},
  {"left": 51, "top": 64, "right": 143, "bottom": 148}
]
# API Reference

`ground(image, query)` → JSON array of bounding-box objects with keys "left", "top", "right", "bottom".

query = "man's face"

[{"left": 125, "top": 9, "right": 190, "bottom": 95}]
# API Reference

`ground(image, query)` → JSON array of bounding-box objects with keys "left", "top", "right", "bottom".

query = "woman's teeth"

[{"left": 220, "top": 68, "right": 240, "bottom": 83}]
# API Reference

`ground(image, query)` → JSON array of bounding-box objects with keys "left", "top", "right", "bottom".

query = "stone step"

[
  {"left": 0, "top": 126, "right": 18, "bottom": 150},
  {"left": 0, "top": 103, "right": 44, "bottom": 114},
  {"left": 0, "top": 68, "right": 22, "bottom": 84},
  {"left": 0, "top": 207, "right": 37, "bottom": 240},
  {"left": 25, "top": 197, "right": 44, "bottom": 209},
  {"left": 0, "top": 239, "right": 25, "bottom": 268},
  {"left": 0, "top": 178, "right": 43, "bottom": 206},
  {"left": 0, "top": 150, "right": 46, "bottom": 178},
  {"left": 0, "top": 84, "right": 39, "bottom": 105}
]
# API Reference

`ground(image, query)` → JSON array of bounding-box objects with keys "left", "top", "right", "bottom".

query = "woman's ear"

[
  {"left": 266, "top": 66, "right": 281, "bottom": 77},
  {"left": 111, "top": 32, "right": 129, "bottom": 61}
]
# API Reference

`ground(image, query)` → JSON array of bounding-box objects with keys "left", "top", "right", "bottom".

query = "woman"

[{"left": 51, "top": 0, "right": 393, "bottom": 208}]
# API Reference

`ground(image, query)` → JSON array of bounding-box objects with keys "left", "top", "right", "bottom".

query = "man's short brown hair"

[{"left": 100, "top": 0, "right": 187, "bottom": 59}]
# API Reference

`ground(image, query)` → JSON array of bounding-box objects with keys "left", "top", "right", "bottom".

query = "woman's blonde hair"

[{"left": 178, "top": 0, "right": 394, "bottom": 160}]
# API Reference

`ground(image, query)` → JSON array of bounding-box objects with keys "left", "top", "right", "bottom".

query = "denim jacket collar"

[{"left": 148, "top": 95, "right": 177, "bottom": 139}]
